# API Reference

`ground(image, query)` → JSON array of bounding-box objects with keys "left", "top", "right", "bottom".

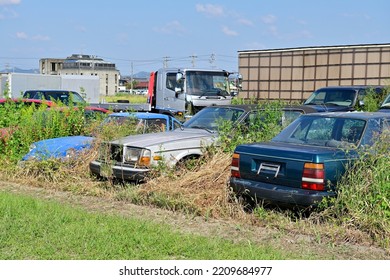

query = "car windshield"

[
  {"left": 304, "top": 88, "right": 356, "bottom": 107},
  {"left": 103, "top": 115, "right": 167, "bottom": 133},
  {"left": 185, "top": 71, "right": 229, "bottom": 97},
  {"left": 381, "top": 94, "right": 390, "bottom": 108},
  {"left": 182, "top": 107, "right": 245, "bottom": 131},
  {"left": 272, "top": 115, "right": 366, "bottom": 147},
  {"left": 24, "top": 90, "right": 85, "bottom": 105}
]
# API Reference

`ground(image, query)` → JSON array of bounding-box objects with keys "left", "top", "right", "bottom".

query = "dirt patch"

[{"left": 1, "top": 180, "right": 388, "bottom": 260}]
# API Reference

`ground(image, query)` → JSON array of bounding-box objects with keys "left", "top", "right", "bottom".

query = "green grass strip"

[{"left": 0, "top": 191, "right": 289, "bottom": 260}]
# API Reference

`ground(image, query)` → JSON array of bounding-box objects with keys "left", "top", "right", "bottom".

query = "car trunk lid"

[{"left": 234, "top": 141, "right": 354, "bottom": 190}]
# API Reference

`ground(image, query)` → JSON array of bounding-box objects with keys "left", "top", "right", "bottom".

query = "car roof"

[
  {"left": 208, "top": 104, "right": 318, "bottom": 114},
  {"left": 24, "top": 89, "right": 79, "bottom": 93},
  {"left": 301, "top": 111, "right": 390, "bottom": 120},
  {"left": 109, "top": 112, "right": 170, "bottom": 119},
  {"left": 315, "top": 85, "right": 384, "bottom": 91}
]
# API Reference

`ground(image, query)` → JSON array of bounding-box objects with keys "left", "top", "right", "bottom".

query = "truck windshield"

[
  {"left": 186, "top": 71, "right": 229, "bottom": 97},
  {"left": 304, "top": 88, "right": 356, "bottom": 107}
]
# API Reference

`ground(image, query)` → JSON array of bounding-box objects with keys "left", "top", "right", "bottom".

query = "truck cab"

[{"left": 148, "top": 68, "right": 241, "bottom": 116}]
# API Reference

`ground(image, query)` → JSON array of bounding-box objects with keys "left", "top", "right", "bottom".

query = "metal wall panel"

[{"left": 239, "top": 44, "right": 390, "bottom": 102}]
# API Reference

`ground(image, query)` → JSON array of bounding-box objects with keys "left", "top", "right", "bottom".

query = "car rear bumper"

[
  {"left": 89, "top": 160, "right": 150, "bottom": 181},
  {"left": 230, "top": 177, "right": 335, "bottom": 208}
]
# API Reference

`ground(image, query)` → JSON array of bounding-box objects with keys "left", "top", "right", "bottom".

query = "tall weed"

[
  {"left": 320, "top": 135, "right": 390, "bottom": 246},
  {"left": 0, "top": 100, "right": 102, "bottom": 162}
]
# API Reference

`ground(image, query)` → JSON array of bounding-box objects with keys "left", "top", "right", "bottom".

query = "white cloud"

[
  {"left": 196, "top": 4, "right": 225, "bottom": 17},
  {"left": 15, "top": 32, "right": 50, "bottom": 41},
  {"left": 154, "top": 20, "right": 186, "bottom": 35},
  {"left": 261, "top": 14, "right": 277, "bottom": 24},
  {"left": 0, "top": 6, "right": 18, "bottom": 19},
  {"left": 237, "top": 18, "right": 253, "bottom": 26},
  {"left": 16, "top": 31, "right": 27, "bottom": 39},
  {"left": 222, "top": 26, "right": 238, "bottom": 36},
  {"left": 32, "top": 34, "right": 50, "bottom": 41},
  {"left": 245, "top": 42, "right": 267, "bottom": 50},
  {"left": 0, "top": 0, "right": 20, "bottom": 5}
]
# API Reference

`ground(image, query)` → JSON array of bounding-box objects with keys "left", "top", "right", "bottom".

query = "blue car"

[
  {"left": 22, "top": 112, "right": 182, "bottom": 161},
  {"left": 230, "top": 112, "right": 390, "bottom": 208}
]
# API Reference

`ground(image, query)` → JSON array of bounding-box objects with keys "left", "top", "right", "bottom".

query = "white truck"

[
  {"left": 91, "top": 68, "right": 242, "bottom": 115},
  {"left": 147, "top": 68, "right": 241, "bottom": 115}
]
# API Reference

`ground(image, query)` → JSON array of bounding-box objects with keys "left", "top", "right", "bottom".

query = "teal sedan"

[{"left": 230, "top": 112, "right": 390, "bottom": 208}]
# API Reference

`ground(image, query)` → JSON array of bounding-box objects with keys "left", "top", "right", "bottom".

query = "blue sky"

[{"left": 1, "top": 0, "right": 389, "bottom": 75}]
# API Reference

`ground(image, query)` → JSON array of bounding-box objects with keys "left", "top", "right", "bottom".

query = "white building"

[{"left": 41, "top": 54, "right": 120, "bottom": 97}]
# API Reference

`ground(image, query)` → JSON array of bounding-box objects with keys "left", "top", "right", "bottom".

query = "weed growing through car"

[{"left": 319, "top": 133, "right": 390, "bottom": 247}]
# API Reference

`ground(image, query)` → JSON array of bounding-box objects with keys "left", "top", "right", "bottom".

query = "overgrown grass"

[
  {"left": 102, "top": 93, "right": 147, "bottom": 104},
  {"left": 0, "top": 100, "right": 103, "bottom": 162},
  {"left": 317, "top": 136, "right": 390, "bottom": 247},
  {"left": 0, "top": 191, "right": 289, "bottom": 260},
  {"left": 0, "top": 98, "right": 389, "bottom": 252}
]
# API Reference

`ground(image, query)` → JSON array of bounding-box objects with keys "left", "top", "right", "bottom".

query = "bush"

[{"left": 0, "top": 100, "right": 102, "bottom": 162}]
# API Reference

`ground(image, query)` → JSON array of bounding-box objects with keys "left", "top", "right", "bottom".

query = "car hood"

[
  {"left": 111, "top": 128, "right": 215, "bottom": 147},
  {"left": 22, "top": 135, "right": 95, "bottom": 160},
  {"left": 303, "top": 104, "right": 352, "bottom": 112}
]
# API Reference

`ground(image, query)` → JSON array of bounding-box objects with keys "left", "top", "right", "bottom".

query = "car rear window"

[{"left": 273, "top": 115, "right": 366, "bottom": 147}]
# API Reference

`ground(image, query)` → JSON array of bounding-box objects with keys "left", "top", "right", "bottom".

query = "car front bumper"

[
  {"left": 230, "top": 177, "right": 336, "bottom": 208},
  {"left": 89, "top": 160, "right": 150, "bottom": 182}
]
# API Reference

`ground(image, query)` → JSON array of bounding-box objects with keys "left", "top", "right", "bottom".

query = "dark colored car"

[
  {"left": 230, "top": 112, "right": 390, "bottom": 208},
  {"left": 23, "top": 89, "right": 85, "bottom": 105},
  {"left": 22, "top": 90, "right": 109, "bottom": 114},
  {"left": 303, "top": 86, "right": 385, "bottom": 112}
]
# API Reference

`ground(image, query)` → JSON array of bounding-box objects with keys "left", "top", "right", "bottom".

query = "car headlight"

[
  {"left": 123, "top": 147, "right": 151, "bottom": 167},
  {"left": 29, "top": 143, "right": 36, "bottom": 152}
]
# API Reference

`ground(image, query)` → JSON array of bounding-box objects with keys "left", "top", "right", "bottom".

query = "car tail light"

[
  {"left": 302, "top": 163, "right": 325, "bottom": 191},
  {"left": 230, "top": 153, "right": 240, "bottom": 178}
]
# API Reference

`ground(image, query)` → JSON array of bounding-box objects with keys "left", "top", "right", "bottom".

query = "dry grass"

[
  {"left": 125, "top": 151, "right": 249, "bottom": 220},
  {"left": 0, "top": 147, "right": 388, "bottom": 252},
  {"left": 2, "top": 146, "right": 107, "bottom": 197}
]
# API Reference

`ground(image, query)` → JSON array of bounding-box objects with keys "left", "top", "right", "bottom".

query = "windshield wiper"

[
  {"left": 324, "top": 102, "right": 341, "bottom": 106},
  {"left": 188, "top": 125, "right": 214, "bottom": 133}
]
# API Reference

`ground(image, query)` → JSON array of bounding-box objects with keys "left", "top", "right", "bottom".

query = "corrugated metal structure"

[{"left": 238, "top": 43, "right": 390, "bottom": 102}]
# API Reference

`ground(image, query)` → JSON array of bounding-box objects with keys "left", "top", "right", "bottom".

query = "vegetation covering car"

[
  {"left": 89, "top": 104, "right": 316, "bottom": 182},
  {"left": 0, "top": 96, "right": 110, "bottom": 114},
  {"left": 21, "top": 112, "right": 182, "bottom": 161},
  {"left": 23, "top": 89, "right": 112, "bottom": 114},
  {"left": 230, "top": 112, "right": 390, "bottom": 208}
]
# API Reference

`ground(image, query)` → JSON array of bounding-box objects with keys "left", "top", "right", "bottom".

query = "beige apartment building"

[
  {"left": 238, "top": 43, "right": 390, "bottom": 102},
  {"left": 40, "top": 54, "right": 120, "bottom": 96}
]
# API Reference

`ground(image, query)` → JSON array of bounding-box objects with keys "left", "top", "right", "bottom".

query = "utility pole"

[
  {"left": 190, "top": 54, "right": 197, "bottom": 68},
  {"left": 163, "top": 56, "right": 170, "bottom": 68},
  {"left": 209, "top": 53, "right": 216, "bottom": 69},
  {"left": 130, "top": 62, "right": 134, "bottom": 94}
]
